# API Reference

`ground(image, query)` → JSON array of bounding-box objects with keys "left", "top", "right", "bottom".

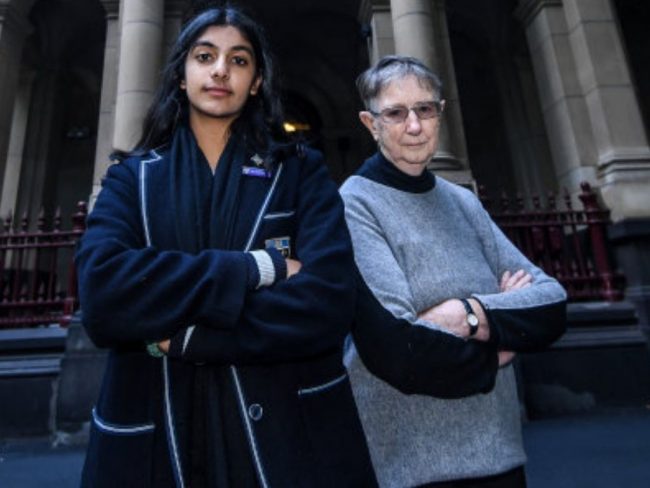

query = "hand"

[
  {"left": 419, "top": 298, "right": 491, "bottom": 342},
  {"left": 500, "top": 269, "right": 532, "bottom": 292},
  {"left": 286, "top": 258, "right": 302, "bottom": 278},
  {"left": 498, "top": 350, "right": 515, "bottom": 367},
  {"left": 418, "top": 299, "right": 468, "bottom": 337},
  {"left": 157, "top": 339, "right": 170, "bottom": 354}
]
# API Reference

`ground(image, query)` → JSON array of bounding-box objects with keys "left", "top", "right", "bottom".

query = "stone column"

[
  {"left": 517, "top": 0, "right": 650, "bottom": 221},
  {"left": 359, "top": 0, "right": 395, "bottom": 64},
  {"left": 112, "top": 0, "right": 164, "bottom": 152},
  {"left": 0, "top": 71, "right": 34, "bottom": 217},
  {"left": 518, "top": 0, "right": 650, "bottom": 340},
  {"left": 516, "top": 0, "right": 598, "bottom": 200},
  {"left": 0, "top": 0, "right": 35, "bottom": 197},
  {"left": 563, "top": 0, "right": 650, "bottom": 222},
  {"left": 390, "top": 0, "right": 470, "bottom": 182},
  {"left": 15, "top": 73, "right": 59, "bottom": 221},
  {"left": 90, "top": 0, "right": 121, "bottom": 207},
  {"left": 561, "top": 0, "right": 650, "bottom": 338}
]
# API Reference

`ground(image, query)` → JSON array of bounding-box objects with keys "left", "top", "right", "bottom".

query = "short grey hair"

[{"left": 356, "top": 55, "right": 443, "bottom": 111}]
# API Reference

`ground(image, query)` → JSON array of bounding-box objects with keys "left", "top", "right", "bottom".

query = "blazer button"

[{"left": 248, "top": 403, "right": 263, "bottom": 421}]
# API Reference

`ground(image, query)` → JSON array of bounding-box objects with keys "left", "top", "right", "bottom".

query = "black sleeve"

[
  {"left": 76, "top": 161, "right": 258, "bottom": 348},
  {"left": 352, "top": 267, "right": 499, "bottom": 399}
]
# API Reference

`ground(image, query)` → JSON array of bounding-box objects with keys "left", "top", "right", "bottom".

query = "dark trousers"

[{"left": 418, "top": 466, "right": 527, "bottom": 488}]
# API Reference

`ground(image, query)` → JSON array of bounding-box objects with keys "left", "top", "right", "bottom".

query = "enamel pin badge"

[{"left": 242, "top": 154, "right": 271, "bottom": 178}]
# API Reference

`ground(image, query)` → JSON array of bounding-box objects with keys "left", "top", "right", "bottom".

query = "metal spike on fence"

[
  {"left": 3, "top": 212, "right": 11, "bottom": 234},
  {"left": 54, "top": 207, "right": 62, "bottom": 232},
  {"left": 73, "top": 201, "right": 88, "bottom": 232},
  {"left": 20, "top": 210, "right": 29, "bottom": 233},
  {"left": 37, "top": 208, "right": 46, "bottom": 232}
]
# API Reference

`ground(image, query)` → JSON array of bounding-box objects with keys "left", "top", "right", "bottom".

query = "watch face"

[{"left": 468, "top": 313, "right": 479, "bottom": 327}]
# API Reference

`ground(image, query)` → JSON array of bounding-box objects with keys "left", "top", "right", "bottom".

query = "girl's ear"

[{"left": 250, "top": 75, "right": 262, "bottom": 96}]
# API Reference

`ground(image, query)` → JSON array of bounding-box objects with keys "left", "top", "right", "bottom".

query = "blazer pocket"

[
  {"left": 81, "top": 408, "right": 156, "bottom": 488},
  {"left": 260, "top": 209, "right": 297, "bottom": 258},
  {"left": 297, "top": 372, "right": 373, "bottom": 485},
  {"left": 263, "top": 209, "right": 296, "bottom": 220}
]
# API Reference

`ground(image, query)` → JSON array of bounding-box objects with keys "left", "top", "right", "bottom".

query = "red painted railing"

[
  {"left": 480, "top": 182, "right": 624, "bottom": 302},
  {"left": 0, "top": 202, "right": 87, "bottom": 329},
  {"left": 0, "top": 180, "right": 625, "bottom": 329}
]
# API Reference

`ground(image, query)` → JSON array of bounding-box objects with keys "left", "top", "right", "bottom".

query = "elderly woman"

[{"left": 341, "top": 56, "right": 567, "bottom": 487}]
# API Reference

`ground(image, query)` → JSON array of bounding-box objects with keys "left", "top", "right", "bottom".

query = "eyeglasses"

[{"left": 370, "top": 100, "right": 444, "bottom": 124}]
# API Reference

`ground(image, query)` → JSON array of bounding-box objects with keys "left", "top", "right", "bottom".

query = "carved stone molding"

[
  {"left": 98, "top": 0, "right": 120, "bottom": 17},
  {"left": 515, "top": 0, "right": 563, "bottom": 26}
]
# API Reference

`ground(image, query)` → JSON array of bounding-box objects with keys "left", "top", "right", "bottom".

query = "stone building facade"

[
  {"left": 1, "top": 0, "right": 648, "bottom": 215},
  {"left": 0, "top": 0, "right": 649, "bottom": 336}
]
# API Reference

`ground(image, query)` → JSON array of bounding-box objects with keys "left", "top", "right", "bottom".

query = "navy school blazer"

[{"left": 75, "top": 146, "right": 377, "bottom": 487}]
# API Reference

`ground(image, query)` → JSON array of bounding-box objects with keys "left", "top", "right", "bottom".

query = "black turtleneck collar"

[{"left": 356, "top": 151, "right": 436, "bottom": 193}]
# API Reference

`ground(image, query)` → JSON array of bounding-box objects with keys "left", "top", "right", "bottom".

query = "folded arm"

[
  {"left": 76, "top": 161, "right": 285, "bottom": 348},
  {"left": 341, "top": 190, "right": 500, "bottom": 396},
  {"left": 165, "top": 152, "right": 357, "bottom": 365}
]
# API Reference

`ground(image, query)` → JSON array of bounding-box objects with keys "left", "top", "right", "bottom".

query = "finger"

[
  {"left": 500, "top": 271, "right": 511, "bottom": 291},
  {"left": 517, "top": 273, "right": 533, "bottom": 287},
  {"left": 511, "top": 273, "right": 532, "bottom": 289},
  {"left": 505, "top": 269, "right": 524, "bottom": 289}
]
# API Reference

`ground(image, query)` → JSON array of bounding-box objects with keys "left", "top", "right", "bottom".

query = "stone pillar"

[
  {"left": 15, "top": 74, "right": 59, "bottom": 221},
  {"left": 90, "top": 0, "right": 121, "bottom": 208},
  {"left": 0, "top": 0, "right": 35, "bottom": 197},
  {"left": 0, "top": 71, "right": 34, "bottom": 217},
  {"left": 359, "top": 0, "right": 395, "bottom": 64},
  {"left": 518, "top": 0, "right": 650, "bottom": 339},
  {"left": 390, "top": 0, "right": 470, "bottom": 182},
  {"left": 516, "top": 0, "right": 599, "bottom": 200},
  {"left": 517, "top": 0, "right": 650, "bottom": 221},
  {"left": 563, "top": 0, "right": 650, "bottom": 222},
  {"left": 112, "top": 0, "right": 164, "bottom": 152}
]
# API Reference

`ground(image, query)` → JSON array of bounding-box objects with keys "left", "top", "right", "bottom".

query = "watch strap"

[{"left": 459, "top": 298, "right": 479, "bottom": 336}]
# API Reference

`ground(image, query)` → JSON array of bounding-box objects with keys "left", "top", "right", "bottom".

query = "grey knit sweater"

[{"left": 340, "top": 152, "right": 566, "bottom": 487}]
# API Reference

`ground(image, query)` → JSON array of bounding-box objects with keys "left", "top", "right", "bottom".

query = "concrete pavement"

[{"left": 1, "top": 408, "right": 649, "bottom": 487}]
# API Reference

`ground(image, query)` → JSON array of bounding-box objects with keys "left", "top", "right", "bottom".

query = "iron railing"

[
  {"left": 480, "top": 182, "right": 624, "bottom": 302},
  {"left": 0, "top": 202, "right": 87, "bottom": 329},
  {"left": 0, "top": 180, "right": 627, "bottom": 329}
]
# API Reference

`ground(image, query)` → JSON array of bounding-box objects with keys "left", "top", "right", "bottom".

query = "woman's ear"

[
  {"left": 250, "top": 75, "right": 262, "bottom": 96},
  {"left": 359, "top": 111, "right": 379, "bottom": 141}
]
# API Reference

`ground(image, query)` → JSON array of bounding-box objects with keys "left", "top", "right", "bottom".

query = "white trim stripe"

[
  {"left": 230, "top": 366, "right": 270, "bottom": 488},
  {"left": 262, "top": 209, "right": 295, "bottom": 220},
  {"left": 181, "top": 325, "right": 196, "bottom": 355},
  {"left": 91, "top": 408, "right": 155, "bottom": 435},
  {"left": 298, "top": 373, "right": 348, "bottom": 396},
  {"left": 139, "top": 150, "right": 162, "bottom": 247},
  {"left": 140, "top": 156, "right": 185, "bottom": 488},
  {"left": 163, "top": 357, "right": 185, "bottom": 488},
  {"left": 244, "top": 163, "right": 284, "bottom": 252},
  {"left": 227, "top": 163, "right": 285, "bottom": 488}
]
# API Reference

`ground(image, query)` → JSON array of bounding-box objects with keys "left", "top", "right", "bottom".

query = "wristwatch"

[{"left": 459, "top": 298, "right": 479, "bottom": 336}]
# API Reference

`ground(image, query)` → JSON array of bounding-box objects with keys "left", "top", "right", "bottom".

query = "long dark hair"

[{"left": 113, "top": 5, "right": 284, "bottom": 160}]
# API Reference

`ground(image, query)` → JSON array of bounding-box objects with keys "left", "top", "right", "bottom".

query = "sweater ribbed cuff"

[
  {"left": 265, "top": 247, "right": 288, "bottom": 281},
  {"left": 250, "top": 250, "right": 279, "bottom": 288}
]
